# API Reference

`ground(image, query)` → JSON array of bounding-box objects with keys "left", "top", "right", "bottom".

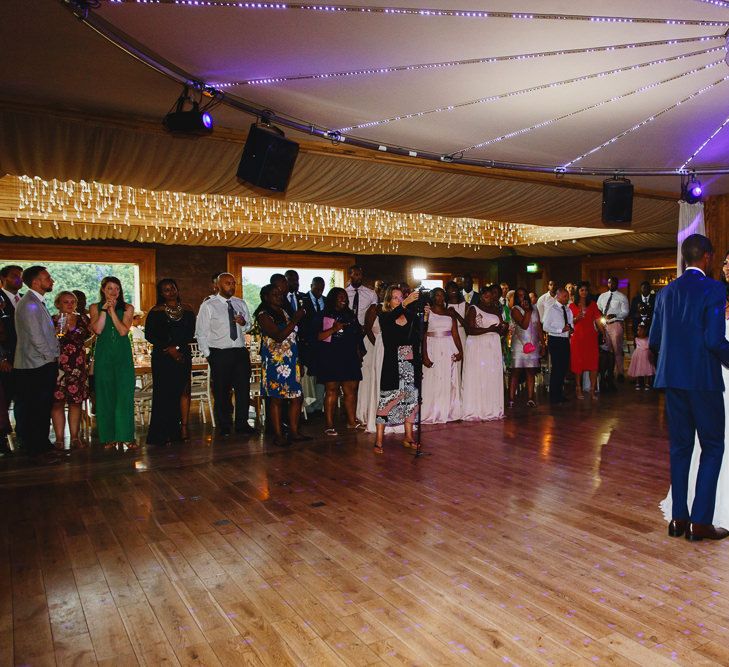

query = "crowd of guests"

[{"left": 0, "top": 261, "right": 656, "bottom": 462}]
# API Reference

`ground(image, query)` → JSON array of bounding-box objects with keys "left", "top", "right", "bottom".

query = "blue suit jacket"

[{"left": 649, "top": 268, "right": 729, "bottom": 390}]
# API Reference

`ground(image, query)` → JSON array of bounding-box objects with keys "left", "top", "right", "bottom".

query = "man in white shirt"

[
  {"left": 536, "top": 280, "right": 558, "bottom": 322},
  {"left": 195, "top": 272, "right": 255, "bottom": 436},
  {"left": 462, "top": 273, "right": 477, "bottom": 305},
  {"left": 345, "top": 265, "right": 378, "bottom": 326},
  {"left": 542, "top": 288, "right": 573, "bottom": 404},
  {"left": 597, "top": 276, "right": 630, "bottom": 382},
  {"left": 499, "top": 282, "right": 509, "bottom": 307}
]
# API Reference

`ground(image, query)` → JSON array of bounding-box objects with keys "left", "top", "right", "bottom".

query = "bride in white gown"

[{"left": 660, "top": 316, "right": 729, "bottom": 528}]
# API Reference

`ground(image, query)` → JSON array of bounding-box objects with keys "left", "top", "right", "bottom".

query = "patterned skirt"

[{"left": 376, "top": 345, "right": 418, "bottom": 426}]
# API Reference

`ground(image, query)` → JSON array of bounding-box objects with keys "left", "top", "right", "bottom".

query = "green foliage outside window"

[{"left": 0, "top": 260, "right": 138, "bottom": 314}]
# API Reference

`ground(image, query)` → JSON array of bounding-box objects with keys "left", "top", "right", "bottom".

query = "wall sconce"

[{"left": 412, "top": 267, "right": 427, "bottom": 281}]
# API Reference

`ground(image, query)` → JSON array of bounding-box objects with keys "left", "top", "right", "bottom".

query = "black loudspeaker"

[
  {"left": 236, "top": 124, "right": 299, "bottom": 192},
  {"left": 602, "top": 177, "right": 633, "bottom": 226}
]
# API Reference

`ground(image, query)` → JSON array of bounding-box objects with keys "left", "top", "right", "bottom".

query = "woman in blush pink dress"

[
  {"left": 461, "top": 288, "right": 506, "bottom": 421},
  {"left": 421, "top": 288, "right": 463, "bottom": 423}
]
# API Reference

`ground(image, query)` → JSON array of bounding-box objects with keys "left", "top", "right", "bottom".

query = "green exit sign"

[{"left": 526, "top": 263, "right": 540, "bottom": 274}]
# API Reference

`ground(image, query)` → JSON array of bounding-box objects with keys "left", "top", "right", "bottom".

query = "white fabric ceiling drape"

[{"left": 676, "top": 201, "right": 705, "bottom": 276}]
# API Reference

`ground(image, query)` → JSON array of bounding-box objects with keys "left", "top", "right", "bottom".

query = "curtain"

[{"left": 677, "top": 201, "right": 705, "bottom": 276}]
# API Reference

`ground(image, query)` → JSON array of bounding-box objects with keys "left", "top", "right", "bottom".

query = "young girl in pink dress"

[{"left": 628, "top": 324, "right": 655, "bottom": 390}]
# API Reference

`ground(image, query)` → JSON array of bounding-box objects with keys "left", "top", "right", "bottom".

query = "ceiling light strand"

[
  {"left": 338, "top": 48, "right": 721, "bottom": 134},
  {"left": 678, "top": 114, "right": 729, "bottom": 170},
  {"left": 103, "top": 0, "right": 729, "bottom": 26},
  {"left": 562, "top": 75, "right": 729, "bottom": 169},
  {"left": 14, "top": 175, "right": 606, "bottom": 251},
  {"left": 212, "top": 35, "right": 722, "bottom": 87},
  {"left": 459, "top": 60, "right": 723, "bottom": 154}
]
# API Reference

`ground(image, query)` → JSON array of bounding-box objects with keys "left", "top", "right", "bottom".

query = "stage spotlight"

[
  {"left": 163, "top": 87, "right": 214, "bottom": 136},
  {"left": 681, "top": 175, "right": 703, "bottom": 204}
]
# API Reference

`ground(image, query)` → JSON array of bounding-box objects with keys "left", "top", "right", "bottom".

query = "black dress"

[
  {"left": 145, "top": 308, "right": 196, "bottom": 444},
  {"left": 314, "top": 308, "right": 364, "bottom": 383},
  {"left": 377, "top": 305, "right": 421, "bottom": 425}
]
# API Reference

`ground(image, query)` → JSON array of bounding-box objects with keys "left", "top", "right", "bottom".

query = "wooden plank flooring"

[{"left": 1, "top": 388, "right": 728, "bottom": 665}]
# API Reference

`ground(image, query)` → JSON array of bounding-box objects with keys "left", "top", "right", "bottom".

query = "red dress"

[{"left": 569, "top": 302, "right": 600, "bottom": 372}]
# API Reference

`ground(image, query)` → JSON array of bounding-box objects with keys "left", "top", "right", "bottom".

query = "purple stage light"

[
  {"left": 690, "top": 184, "right": 703, "bottom": 198},
  {"left": 202, "top": 112, "right": 213, "bottom": 129}
]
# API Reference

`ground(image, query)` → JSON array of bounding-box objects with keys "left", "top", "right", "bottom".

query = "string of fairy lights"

[
  {"left": 212, "top": 36, "right": 722, "bottom": 88},
  {"left": 338, "top": 50, "right": 723, "bottom": 135},
  {"left": 89, "top": 1, "right": 729, "bottom": 177},
  {"left": 457, "top": 60, "right": 724, "bottom": 154},
  {"left": 11, "top": 176, "right": 615, "bottom": 252},
  {"left": 103, "top": 1, "right": 729, "bottom": 27}
]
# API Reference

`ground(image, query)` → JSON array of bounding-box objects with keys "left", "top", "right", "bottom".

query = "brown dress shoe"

[
  {"left": 685, "top": 523, "right": 729, "bottom": 541},
  {"left": 668, "top": 519, "right": 688, "bottom": 537}
]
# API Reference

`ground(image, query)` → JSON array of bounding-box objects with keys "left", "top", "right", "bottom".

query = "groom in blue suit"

[{"left": 650, "top": 234, "right": 729, "bottom": 540}]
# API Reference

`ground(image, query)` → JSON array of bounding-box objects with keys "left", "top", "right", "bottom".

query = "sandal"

[
  {"left": 373, "top": 444, "right": 384, "bottom": 454},
  {"left": 70, "top": 437, "right": 87, "bottom": 449},
  {"left": 346, "top": 422, "right": 366, "bottom": 431},
  {"left": 402, "top": 439, "right": 418, "bottom": 449},
  {"left": 526, "top": 400, "right": 536, "bottom": 408},
  {"left": 324, "top": 428, "right": 338, "bottom": 436}
]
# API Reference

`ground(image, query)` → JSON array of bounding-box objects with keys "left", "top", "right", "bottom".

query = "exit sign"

[{"left": 526, "top": 263, "right": 540, "bottom": 274}]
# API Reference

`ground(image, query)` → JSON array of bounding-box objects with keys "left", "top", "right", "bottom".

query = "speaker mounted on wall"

[
  {"left": 602, "top": 177, "right": 633, "bottom": 227},
  {"left": 237, "top": 123, "right": 300, "bottom": 193}
]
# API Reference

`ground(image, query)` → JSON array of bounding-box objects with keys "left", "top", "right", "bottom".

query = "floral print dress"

[
  {"left": 53, "top": 314, "right": 90, "bottom": 404},
  {"left": 260, "top": 313, "right": 302, "bottom": 399}
]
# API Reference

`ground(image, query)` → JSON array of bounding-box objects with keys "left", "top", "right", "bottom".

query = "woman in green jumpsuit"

[{"left": 90, "top": 277, "right": 136, "bottom": 446}]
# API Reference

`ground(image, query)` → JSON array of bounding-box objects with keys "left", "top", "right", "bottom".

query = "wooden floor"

[{"left": 2, "top": 388, "right": 729, "bottom": 666}]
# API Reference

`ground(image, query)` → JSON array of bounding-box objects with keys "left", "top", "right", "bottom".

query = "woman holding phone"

[{"left": 315, "top": 287, "right": 364, "bottom": 436}]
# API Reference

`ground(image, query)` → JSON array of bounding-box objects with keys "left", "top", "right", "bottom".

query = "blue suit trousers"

[{"left": 665, "top": 388, "right": 724, "bottom": 525}]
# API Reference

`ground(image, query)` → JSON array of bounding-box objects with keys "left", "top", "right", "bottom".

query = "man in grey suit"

[{"left": 14, "top": 266, "right": 59, "bottom": 458}]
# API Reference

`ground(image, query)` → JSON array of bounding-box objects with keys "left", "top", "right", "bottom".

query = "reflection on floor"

[{"left": 4, "top": 388, "right": 728, "bottom": 666}]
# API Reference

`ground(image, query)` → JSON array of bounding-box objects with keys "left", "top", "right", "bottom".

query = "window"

[
  {"left": 241, "top": 266, "right": 342, "bottom": 306},
  {"left": 227, "top": 251, "right": 353, "bottom": 304},
  {"left": 0, "top": 259, "right": 140, "bottom": 313},
  {"left": 0, "top": 244, "right": 156, "bottom": 312}
]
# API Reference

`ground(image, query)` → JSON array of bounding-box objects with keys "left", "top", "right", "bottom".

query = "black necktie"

[
  {"left": 314, "top": 297, "right": 320, "bottom": 313},
  {"left": 562, "top": 305, "right": 569, "bottom": 327},
  {"left": 227, "top": 300, "right": 238, "bottom": 341},
  {"left": 352, "top": 288, "right": 359, "bottom": 318},
  {"left": 605, "top": 292, "right": 613, "bottom": 316}
]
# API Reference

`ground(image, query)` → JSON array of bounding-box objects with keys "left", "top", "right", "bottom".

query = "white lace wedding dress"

[{"left": 660, "top": 318, "right": 729, "bottom": 528}]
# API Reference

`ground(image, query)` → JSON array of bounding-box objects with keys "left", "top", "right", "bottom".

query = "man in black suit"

[
  {"left": 0, "top": 265, "right": 23, "bottom": 453},
  {"left": 630, "top": 281, "right": 656, "bottom": 333}
]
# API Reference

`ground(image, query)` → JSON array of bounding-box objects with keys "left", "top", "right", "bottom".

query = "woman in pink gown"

[
  {"left": 461, "top": 288, "right": 506, "bottom": 421},
  {"left": 421, "top": 288, "right": 463, "bottom": 423}
]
